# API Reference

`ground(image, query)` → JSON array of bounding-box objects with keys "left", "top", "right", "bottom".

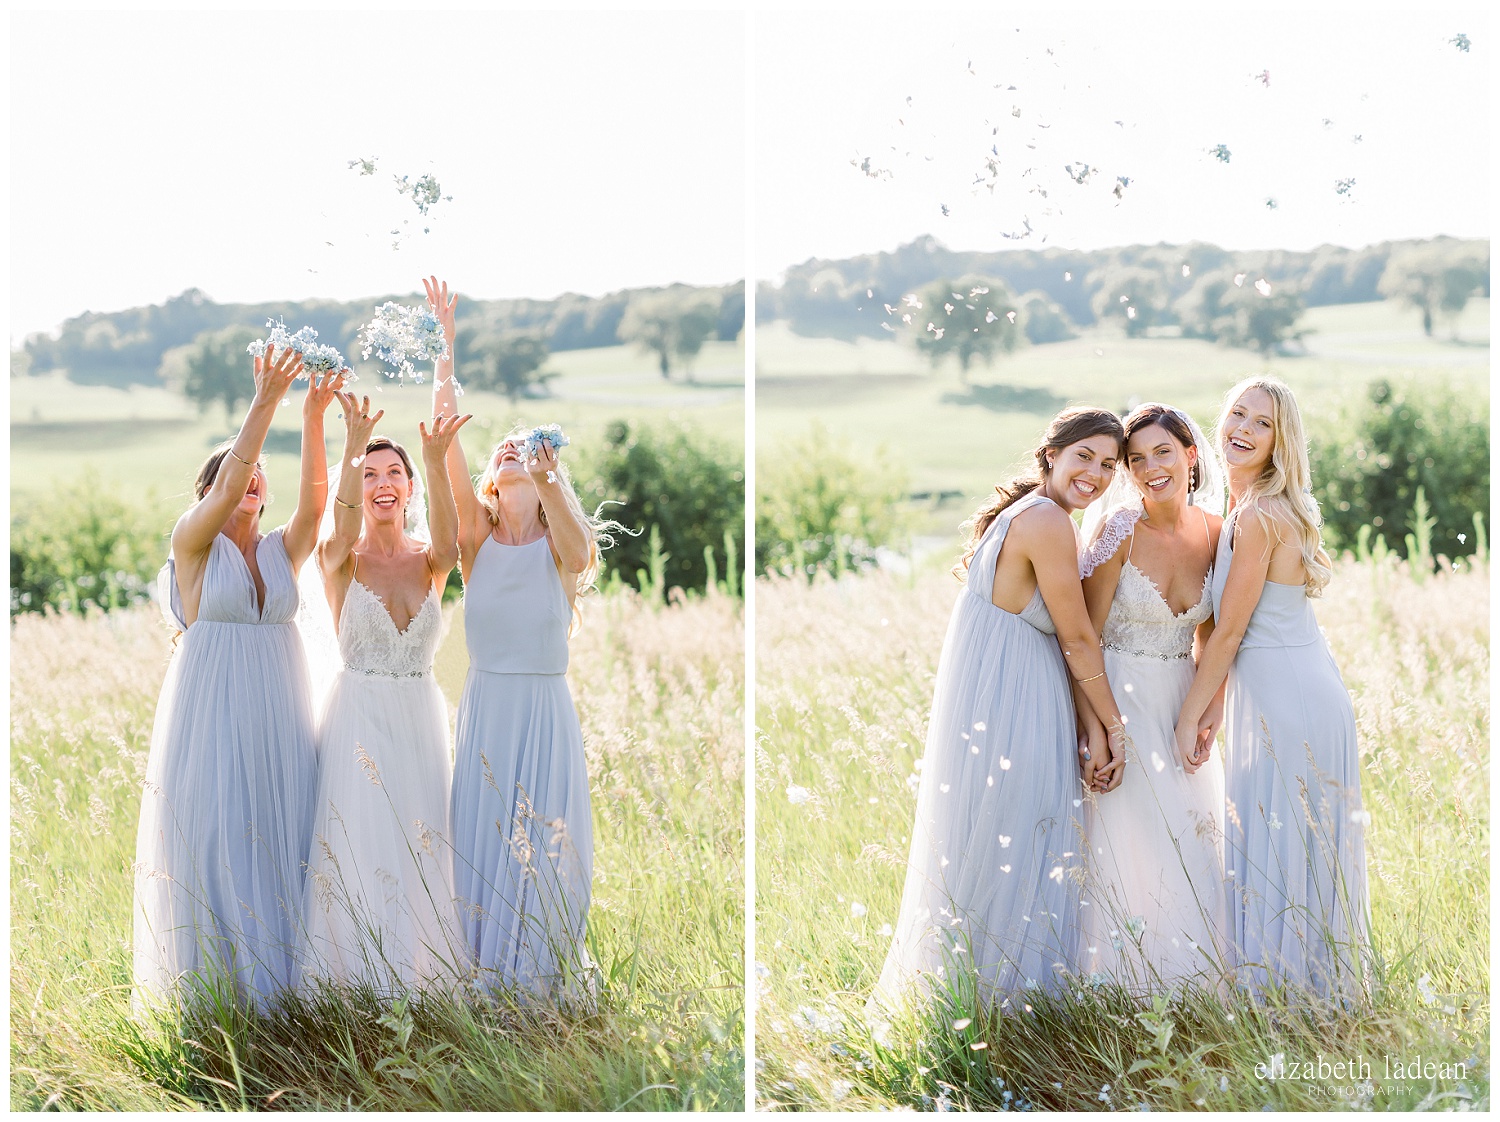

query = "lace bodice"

[
  {"left": 1101, "top": 561, "right": 1212, "bottom": 660},
  {"left": 339, "top": 580, "right": 441, "bottom": 678}
]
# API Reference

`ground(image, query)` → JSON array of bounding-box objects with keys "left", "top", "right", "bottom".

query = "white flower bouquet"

[
  {"left": 246, "top": 318, "right": 350, "bottom": 381},
  {"left": 358, "top": 302, "right": 450, "bottom": 384}
]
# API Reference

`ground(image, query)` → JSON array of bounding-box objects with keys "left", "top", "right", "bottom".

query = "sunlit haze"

[
  {"left": 756, "top": 11, "right": 1488, "bottom": 277},
  {"left": 10, "top": 10, "right": 745, "bottom": 344}
]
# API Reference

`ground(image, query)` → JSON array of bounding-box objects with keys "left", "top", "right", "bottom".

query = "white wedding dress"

[
  {"left": 299, "top": 571, "right": 466, "bottom": 992},
  {"left": 1077, "top": 509, "right": 1228, "bottom": 992}
]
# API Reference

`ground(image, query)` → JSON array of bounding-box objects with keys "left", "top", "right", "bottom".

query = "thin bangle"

[
  {"left": 1075, "top": 670, "right": 1105, "bottom": 684},
  {"left": 227, "top": 447, "right": 256, "bottom": 468},
  {"left": 334, "top": 497, "right": 361, "bottom": 511}
]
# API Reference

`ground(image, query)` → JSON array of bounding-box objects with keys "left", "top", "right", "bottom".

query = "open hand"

[
  {"left": 335, "top": 391, "right": 385, "bottom": 453},
  {"left": 252, "top": 344, "right": 303, "bottom": 406},
  {"left": 304, "top": 366, "right": 348, "bottom": 417},
  {"left": 420, "top": 412, "right": 473, "bottom": 463},
  {"left": 422, "top": 276, "right": 457, "bottom": 348}
]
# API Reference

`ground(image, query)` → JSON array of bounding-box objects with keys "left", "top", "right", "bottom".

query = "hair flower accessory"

[
  {"left": 358, "top": 302, "right": 450, "bottom": 384},
  {"left": 246, "top": 318, "right": 350, "bottom": 381}
]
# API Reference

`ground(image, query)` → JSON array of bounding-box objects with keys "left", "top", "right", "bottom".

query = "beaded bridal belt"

[
  {"left": 346, "top": 666, "right": 433, "bottom": 679},
  {"left": 1103, "top": 642, "right": 1191, "bottom": 662}
]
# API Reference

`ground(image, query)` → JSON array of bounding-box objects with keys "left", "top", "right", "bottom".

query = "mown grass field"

[
  {"left": 755, "top": 299, "right": 1489, "bottom": 535},
  {"left": 11, "top": 338, "right": 745, "bottom": 520},
  {"left": 11, "top": 586, "right": 745, "bottom": 1110},
  {"left": 754, "top": 550, "right": 1488, "bottom": 1110}
]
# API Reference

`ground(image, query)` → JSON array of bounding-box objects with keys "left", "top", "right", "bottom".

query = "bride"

[
  {"left": 1075, "top": 403, "right": 1229, "bottom": 992},
  {"left": 298, "top": 393, "right": 472, "bottom": 991}
]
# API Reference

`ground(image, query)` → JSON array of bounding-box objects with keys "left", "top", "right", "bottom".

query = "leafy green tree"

[
  {"left": 1018, "top": 291, "right": 1077, "bottom": 344},
  {"left": 1309, "top": 378, "right": 1488, "bottom": 562},
  {"left": 755, "top": 423, "right": 911, "bottom": 578},
  {"left": 1088, "top": 266, "right": 1173, "bottom": 337},
  {"left": 912, "top": 276, "right": 1020, "bottom": 383},
  {"left": 458, "top": 328, "right": 555, "bottom": 401},
  {"left": 574, "top": 420, "right": 744, "bottom": 598},
  {"left": 1175, "top": 270, "right": 1304, "bottom": 354},
  {"left": 159, "top": 324, "right": 261, "bottom": 423},
  {"left": 1379, "top": 244, "right": 1489, "bottom": 336},
  {"left": 619, "top": 292, "right": 720, "bottom": 378}
]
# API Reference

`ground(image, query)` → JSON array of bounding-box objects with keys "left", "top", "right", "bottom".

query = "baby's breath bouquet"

[
  {"left": 518, "top": 424, "right": 569, "bottom": 461},
  {"left": 246, "top": 318, "right": 350, "bottom": 381},
  {"left": 358, "top": 302, "right": 450, "bottom": 384}
]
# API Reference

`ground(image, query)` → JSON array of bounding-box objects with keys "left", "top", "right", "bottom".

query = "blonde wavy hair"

[
  {"left": 1216, "top": 375, "right": 1332, "bottom": 597},
  {"left": 474, "top": 426, "right": 626, "bottom": 630}
]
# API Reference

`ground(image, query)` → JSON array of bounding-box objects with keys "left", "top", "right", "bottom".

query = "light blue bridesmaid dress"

[
  {"left": 450, "top": 534, "right": 593, "bottom": 996},
  {"left": 875, "top": 492, "right": 1082, "bottom": 1010},
  {"left": 1212, "top": 506, "right": 1370, "bottom": 1001},
  {"left": 132, "top": 527, "right": 318, "bottom": 1007}
]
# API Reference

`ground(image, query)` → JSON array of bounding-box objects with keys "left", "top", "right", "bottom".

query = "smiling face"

[
  {"left": 490, "top": 436, "right": 529, "bottom": 477},
  {"left": 1219, "top": 386, "right": 1277, "bottom": 474},
  {"left": 1048, "top": 435, "right": 1119, "bottom": 512},
  {"left": 362, "top": 448, "right": 411, "bottom": 523},
  {"left": 237, "top": 462, "right": 268, "bottom": 516},
  {"left": 1127, "top": 422, "right": 1196, "bottom": 504}
]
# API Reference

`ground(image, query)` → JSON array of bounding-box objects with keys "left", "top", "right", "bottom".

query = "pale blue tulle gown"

[
  {"left": 451, "top": 535, "right": 593, "bottom": 996},
  {"left": 300, "top": 566, "right": 464, "bottom": 992},
  {"left": 1078, "top": 510, "right": 1228, "bottom": 991},
  {"left": 876, "top": 493, "right": 1083, "bottom": 1010},
  {"left": 133, "top": 528, "right": 317, "bottom": 1006},
  {"left": 1212, "top": 506, "right": 1370, "bottom": 1000}
]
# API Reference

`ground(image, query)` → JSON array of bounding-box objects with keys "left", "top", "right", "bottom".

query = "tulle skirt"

[
  {"left": 132, "top": 620, "right": 317, "bottom": 1007},
  {"left": 876, "top": 593, "right": 1081, "bottom": 1011},
  {"left": 1079, "top": 651, "right": 1228, "bottom": 992},
  {"left": 450, "top": 669, "right": 593, "bottom": 997},
  {"left": 299, "top": 670, "right": 465, "bottom": 992}
]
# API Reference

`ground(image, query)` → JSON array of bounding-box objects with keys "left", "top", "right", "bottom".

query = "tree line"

[
  {"left": 758, "top": 235, "right": 1489, "bottom": 358},
  {"left": 17, "top": 281, "right": 746, "bottom": 399}
]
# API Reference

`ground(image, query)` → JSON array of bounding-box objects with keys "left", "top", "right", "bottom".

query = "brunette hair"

[
  {"left": 958, "top": 406, "right": 1124, "bottom": 573},
  {"left": 1123, "top": 402, "right": 1201, "bottom": 492},
  {"left": 364, "top": 435, "right": 415, "bottom": 481},
  {"left": 195, "top": 441, "right": 263, "bottom": 515}
]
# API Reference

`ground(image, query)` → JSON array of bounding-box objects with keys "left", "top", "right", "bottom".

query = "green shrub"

[
  {"left": 1310, "top": 378, "right": 1489, "bottom": 561},
  {"left": 574, "top": 420, "right": 745, "bottom": 599},
  {"left": 755, "top": 424, "right": 912, "bottom": 578},
  {"left": 11, "top": 472, "right": 169, "bottom": 617}
]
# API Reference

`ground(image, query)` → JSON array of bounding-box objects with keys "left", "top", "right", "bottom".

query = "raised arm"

[
  {"left": 423, "top": 276, "right": 481, "bottom": 535},
  {"left": 1023, "top": 506, "right": 1131, "bottom": 791},
  {"left": 319, "top": 392, "right": 384, "bottom": 579},
  {"left": 525, "top": 438, "right": 592, "bottom": 576},
  {"left": 172, "top": 345, "right": 302, "bottom": 559},
  {"left": 283, "top": 367, "right": 346, "bottom": 568},
  {"left": 1174, "top": 509, "right": 1274, "bottom": 770},
  {"left": 420, "top": 412, "right": 473, "bottom": 587}
]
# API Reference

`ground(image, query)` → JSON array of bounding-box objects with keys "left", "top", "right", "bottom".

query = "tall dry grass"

[
  {"left": 754, "top": 553, "right": 1487, "bottom": 1110},
  {"left": 10, "top": 587, "right": 743, "bottom": 1110}
]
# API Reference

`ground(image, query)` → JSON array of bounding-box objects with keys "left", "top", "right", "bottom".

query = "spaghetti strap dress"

[
  {"left": 299, "top": 555, "right": 463, "bottom": 992},
  {"left": 132, "top": 528, "right": 317, "bottom": 1007},
  {"left": 875, "top": 492, "right": 1082, "bottom": 1011},
  {"left": 1212, "top": 506, "right": 1370, "bottom": 1001},
  {"left": 450, "top": 534, "right": 593, "bottom": 996}
]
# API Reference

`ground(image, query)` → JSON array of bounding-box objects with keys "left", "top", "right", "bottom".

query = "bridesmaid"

[
  {"left": 1173, "top": 376, "right": 1370, "bottom": 1002},
  {"left": 133, "top": 346, "right": 343, "bottom": 1007},
  {"left": 425, "top": 276, "right": 602, "bottom": 996},
  {"left": 875, "top": 407, "right": 1132, "bottom": 1012}
]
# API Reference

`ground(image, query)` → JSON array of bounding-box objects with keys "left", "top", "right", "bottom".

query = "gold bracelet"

[
  {"left": 227, "top": 447, "right": 255, "bottom": 468},
  {"left": 1075, "top": 670, "right": 1105, "bottom": 684},
  {"left": 334, "top": 496, "right": 361, "bottom": 511}
]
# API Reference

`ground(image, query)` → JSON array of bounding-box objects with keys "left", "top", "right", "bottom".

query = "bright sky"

[
  {"left": 10, "top": 10, "right": 746, "bottom": 344},
  {"left": 755, "top": 9, "right": 1489, "bottom": 278}
]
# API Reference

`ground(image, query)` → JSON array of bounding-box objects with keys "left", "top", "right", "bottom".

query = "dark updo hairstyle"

[
  {"left": 195, "top": 440, "right": 263, "bottom": 515},
  {"left": 1122, "top": 402, "right": 1201, "bottom": 493},
  {"left": 364, "top": 435, "right": 415, "bottom": 481},
  {"left": 958, "top": 406, "right": 1124, "bottom": 575}
]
